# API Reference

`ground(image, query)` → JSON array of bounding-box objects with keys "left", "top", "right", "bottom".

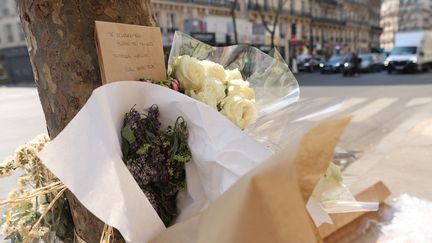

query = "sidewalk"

[
  {"left": 345, "top": 105, "right": 432, "bottom": 201},
  {"left": 0, "top": 87, "right": 45, "bottom": 243}
]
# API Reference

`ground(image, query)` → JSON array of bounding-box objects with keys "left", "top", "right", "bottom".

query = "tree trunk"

[
  {"left": 230, "top": 0, "right": 239, "bottom": 44},
  {"left": 16, "top": 1, "right": 156, "bottom": 242},
  {"left": 270, "top": 31, "right": 275, "bottom": 49}
]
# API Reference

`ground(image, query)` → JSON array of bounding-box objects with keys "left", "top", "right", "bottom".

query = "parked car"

[
  {"left": 320, "top": 55, "right": 346, "bottom": 73},
  {"left": 385, "top": 31, "right": 432, "bottom": 73},
  {"left": 298, "top": 56, "right": 323, "bottom": 72},
  {"left": 358, "top": 53, "right": 382, "bottom": 72}
]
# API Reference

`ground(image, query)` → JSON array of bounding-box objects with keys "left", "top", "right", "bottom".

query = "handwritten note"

[{"left": 95, "top": 21, "right": 166, "bottom": 84}]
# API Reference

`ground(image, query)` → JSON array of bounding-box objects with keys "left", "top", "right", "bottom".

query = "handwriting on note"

[{"left": 95, "top": 21, "right": 166, "bottom": 84}]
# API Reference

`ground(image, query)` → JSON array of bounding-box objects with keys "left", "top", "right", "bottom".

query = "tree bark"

[{"left": 16, "top": 1, "right": 156, "bottom": 242}]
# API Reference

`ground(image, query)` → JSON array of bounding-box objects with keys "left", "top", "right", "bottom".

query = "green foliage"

[
  {"left": 121, "top": 105, "right": 191, "bottom": 226},
  {"left": 121, "top": 125, "right": 136, "bottom": 144}
]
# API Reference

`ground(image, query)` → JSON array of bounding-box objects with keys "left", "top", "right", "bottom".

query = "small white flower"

[
  {"left": 199, "top": 60, "right": 226, "bottom": 83},
  {"left": 13, "top": 146, "right": 26, "bottom": 167},
  {"left": 7, "top": 188, "right": 19, "bottom": 199},
  {"left": 16, "top": 220, "right": 28, "bottom": 232},
  {"left": 37, "top": 226, "right": 50, "bottom": 237},
  {"left": 0, "top": 167, "right": 13, "bottom": 178},
  {"left": 1, "top": 156, "right": 14, "bottom": 166},
  {"left": 221, "top": 95, "right": 257, "bottom": 128},
  {"left": 175, "top": 55, "right": 205, "bottom": 91},
  {"left": 0, "top": 222, "right": 12, "bottom": 236},
  {"left": 38, "top": 203, "right": 48, "bottom": 214},
  {"left": 187, "top": 77, "right": 226, "bottom": 110},
  {"left": 225, "top": 68, "right": 242, "bottom": 82},
  {"left": 17, "top": 176, "right": 29, "bottom": 187}
]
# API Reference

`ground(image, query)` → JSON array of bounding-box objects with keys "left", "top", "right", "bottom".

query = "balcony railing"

[
  {"left": 159, "top": 0, "right": 238, "bottom": 9},
  {"left": 312, "top": 17, "right": 346, "bottom": 25},
  {"left": 247, "top": 4, "right": 311, "bottom": 17},
  {"left": 371, "top": 25, "right": 383, "bottom": 32},
  {"left": 281, "top": 9, "right": 312, "bottom": 17},
  {"left": 316, "top": 0, "right": 338, "bottom": 5}
]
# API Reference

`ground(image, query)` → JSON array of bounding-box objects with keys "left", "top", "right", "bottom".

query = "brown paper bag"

[
  {"left": 95, "top": 21, "right": 166, "bottom": 84},
  {"left": 151, "top": 118, "right": 351, "bottom": 243}
]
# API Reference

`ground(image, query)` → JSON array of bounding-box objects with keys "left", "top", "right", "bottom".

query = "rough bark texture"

[{"left": 16, "top": 1, "right": 156, "bottom": 242}]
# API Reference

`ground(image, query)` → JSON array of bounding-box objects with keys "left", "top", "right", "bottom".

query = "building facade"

[
  {"left": 153, "top": 0, "right": 382, "bottom": 59},
  {"left": 0, "top": 0, "right": 26, "bottom": 49},
  {"left": 0, "top": 0, "right": 33, "bottom": 83},
  {"left": 380, "top": 0, "right": 432, "bottom": 50},
  {"left": 398, "top": 0, "right": 431, "bottom": 31},
  {"left": 380, "top": 0, "right": 399, "bottom": 49}
]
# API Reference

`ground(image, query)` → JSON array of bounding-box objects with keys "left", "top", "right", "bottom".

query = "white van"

[{"left": 385, "top": 31, "right": 432, "bottom": 73}]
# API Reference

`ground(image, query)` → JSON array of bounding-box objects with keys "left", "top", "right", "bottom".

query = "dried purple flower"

[{"left": 121, "top": 105, "right": 191, "bottom": 226}]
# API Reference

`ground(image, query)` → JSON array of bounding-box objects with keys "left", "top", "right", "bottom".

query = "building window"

[
  {"left": 263, "top": 0, "right": 269, "bottom": 10},
  {"left": 0, "top": 0, "right": 8, "bottom": 16},
  {"left": 17, "top": 23, "right": 25, "bottom": 41},
  {"left": 301, "top": 0, "right": 305, "bottom": 14},
  {"left": 252, "top": 23, "right": 266, "bottom": 35},
  {"left": 167, "top": 13, "right": 175, "bottom": 31},
  {"left": 155, "top": 12, "right": 164, "bottom": 32},
  {"left": 5, "top": 24, "right": 14, "bottom": 43},
  {"left": 2, "top": 5, "right": 9, "bottom": 16}
]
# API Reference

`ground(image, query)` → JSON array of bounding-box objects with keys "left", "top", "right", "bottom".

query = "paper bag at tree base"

[{"left": 151, "top": 118, "right": 351, "bottom": 243}]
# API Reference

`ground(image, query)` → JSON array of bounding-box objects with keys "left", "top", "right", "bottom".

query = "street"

[
  {"left": 297, "top": 71, "right": 432, "bottom": 152},
  {"left": 0, "top": 86, "right": 46, "bottom": 198},
  {"left": 296, "top": 71, "right": 432, "bottom": 200}
]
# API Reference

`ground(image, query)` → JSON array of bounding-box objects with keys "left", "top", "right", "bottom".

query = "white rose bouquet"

[
  {"left": 166, "top": 32, "right": 300, "bottom": 134},
  {"left": 172, "top": 55, "right": 257, "bottom": 128}
]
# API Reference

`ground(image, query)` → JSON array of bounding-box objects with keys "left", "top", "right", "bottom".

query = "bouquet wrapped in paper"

[
  {"left": 1, "top": 25, "right": 377, "bottom": 243},
  {"left": 37, "top": 82, "right": 355, "bottom": 243}
]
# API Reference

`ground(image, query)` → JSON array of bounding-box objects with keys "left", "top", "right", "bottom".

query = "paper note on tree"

[{"left": 95, "top": 21, "right": 166, "bottom": 84}]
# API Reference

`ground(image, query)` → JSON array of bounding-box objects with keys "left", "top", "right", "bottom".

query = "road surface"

[
  {"left": 296, "top": 71, "right": 432, "bottom": 153},
  {"left": 296, "top": 71, "right": 432, "bottom": 200}
]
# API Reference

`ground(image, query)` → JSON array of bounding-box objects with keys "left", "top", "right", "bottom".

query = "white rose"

[
  {"left": 221, "top": 95, "right": 257, "bottom": 128},
  {"left": 175, "top": 55, "right": 205, "bottom": 91},
  {"left": 227, "top": 79, "right": 255, "bottom": 100},
  {"left": 224, "top": 68, "right": 242, "bottom": 82},
  {"left": 187, "top": 77, "right": 226, "bottom": 110},
  {"left": 199, "top": 60, "right": 226, "bottom": 83}
]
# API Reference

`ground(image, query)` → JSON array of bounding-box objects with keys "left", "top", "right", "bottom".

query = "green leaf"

[
  {"left": 145, "top": 130, "right": 156, "bottom": 141},
  {"left": 137, "top": 144, "right": 150, "bottom": 156},
  {"left": 121, "top": 138, "right": 130, "bottom": 157},
  {"left": 173, "top": 154, "right": 191, "bottom": 163},
  {"left": 121, "top": 125, "right": 136, "bottom": 144},
  {"left": 171, "top": 135, "right": 179, "bottom": 157}
]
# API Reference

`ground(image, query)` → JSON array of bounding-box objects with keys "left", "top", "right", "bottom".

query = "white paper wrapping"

[{"left": 38, "top": 81, "right": 272, "bottom": 243}]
